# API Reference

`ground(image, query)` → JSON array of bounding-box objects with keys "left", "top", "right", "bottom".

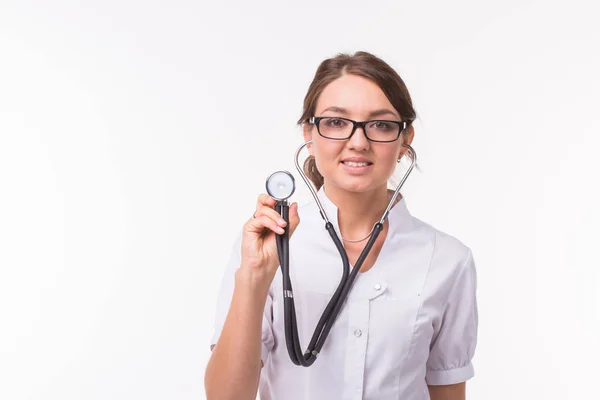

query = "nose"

[{"left": 347, "top": 124, "right": 370, "bottom": 151}]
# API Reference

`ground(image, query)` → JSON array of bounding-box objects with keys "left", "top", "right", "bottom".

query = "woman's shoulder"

[
  {"left": 397, "top": 215, "right": 476, "bottom": 300},
  {"left": 407, "top": 213, "right": 473, "bottom": 266}
]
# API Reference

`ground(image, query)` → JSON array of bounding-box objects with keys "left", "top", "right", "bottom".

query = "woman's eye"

[
  {"left": 371, "top": 121, "right": 386, "bottom": 128},
  {"left": 325, "top": 118, "right": 347, "bottom": 128},
  {"left": 372, "top": 121, "right": 394, "bottom": 131}
]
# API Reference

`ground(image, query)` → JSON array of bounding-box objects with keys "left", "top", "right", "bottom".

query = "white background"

[{"left": 1, "top": 0, "right": 599, "bottom": 399}]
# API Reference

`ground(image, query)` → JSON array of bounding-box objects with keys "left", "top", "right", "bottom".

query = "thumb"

[{"left": 288, "top": 202, "right": 301, "bottom": 237}]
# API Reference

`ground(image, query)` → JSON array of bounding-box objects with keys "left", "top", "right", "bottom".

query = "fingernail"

[
  {"left": 279, "top": 218, "right": 286, "bottom": 226},
  {"left": 278, "top": 227, "right": 285, "bottom": 234}
]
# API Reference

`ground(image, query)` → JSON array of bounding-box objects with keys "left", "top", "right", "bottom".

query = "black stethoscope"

[{"left": 264, "top": 140, "right": 417, "bottom": 367}]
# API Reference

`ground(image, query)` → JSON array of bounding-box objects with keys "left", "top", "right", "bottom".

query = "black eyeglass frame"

[{"left": 309, "top": 116, "right": 412, "bottom": 143}]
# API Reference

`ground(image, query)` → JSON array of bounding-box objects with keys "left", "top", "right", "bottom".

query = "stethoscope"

[{"left": 265, "top": 140, "right": 417, "bottom": 367}]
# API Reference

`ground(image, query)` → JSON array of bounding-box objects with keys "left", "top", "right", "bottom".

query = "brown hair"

[{"left": 297, "top": 51, "right": 417, "bottom": 190}]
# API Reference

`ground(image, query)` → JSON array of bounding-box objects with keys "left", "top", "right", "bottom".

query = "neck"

[{"left": 323, "top": 183, "right": 400, "bottom": 240}]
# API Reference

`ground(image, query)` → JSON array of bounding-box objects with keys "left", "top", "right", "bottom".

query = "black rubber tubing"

[{"left": 274, "top": 200, "right": 384, "bottom": 367}]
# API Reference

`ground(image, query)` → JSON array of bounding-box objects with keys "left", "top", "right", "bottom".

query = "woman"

[{"left": 205, "top": 51, "right": 478, "bottom": 400}]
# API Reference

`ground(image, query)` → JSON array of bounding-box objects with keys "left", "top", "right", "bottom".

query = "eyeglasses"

[{"left": 309, "top": 116, "right": 410, "bottom": 143}]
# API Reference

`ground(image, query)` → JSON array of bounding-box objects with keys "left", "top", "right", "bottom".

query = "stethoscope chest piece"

[{"left": 266, "top": 170, "right": 295, "bottom": 201}]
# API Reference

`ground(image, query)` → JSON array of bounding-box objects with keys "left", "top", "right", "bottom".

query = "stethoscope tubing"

[{"left": 274, "top": 141, "right": 416, "bottom": 367}]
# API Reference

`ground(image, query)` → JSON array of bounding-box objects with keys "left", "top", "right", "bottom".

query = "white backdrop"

[{"left": 1, "top": 1, "right": 599, "bottom": 399}]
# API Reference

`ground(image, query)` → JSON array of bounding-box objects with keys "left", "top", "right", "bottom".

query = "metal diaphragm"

[{"left": 266, "top": 170, "right": 295, "bottom": 201}]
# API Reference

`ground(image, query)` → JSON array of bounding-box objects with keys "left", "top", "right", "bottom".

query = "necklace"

[{"left": 341, "top": 224, "right": 376, "bottom": 243}]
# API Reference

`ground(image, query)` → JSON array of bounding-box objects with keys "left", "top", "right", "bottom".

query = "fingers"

[
  {"left": 256, "top": 193, "right": 277, "bottom": 210},
  {"left": 247, "top": 215, "right": 286, "bottom": 235},
  {"left": 254, "top": 193, "right": 286, "bottom": 222},
  {"left": 254, "top": 205, "right": 287, "bottom": 227},
  {"left": 248, "top": 194, "right": 301, "bottom": 237},
  {"left": 247, "top": 193, "right": 287, "bottom": 235}
]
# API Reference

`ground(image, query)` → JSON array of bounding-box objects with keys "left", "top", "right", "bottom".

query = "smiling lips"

[
  {"left": 341, "top": 157, "right": 373, "bottom": 166},
  {"left": 343, "top": 161, "right": 371, "bottom": 167},
  {"left": 340, "top": 157, "right": 374, "bottom": 174}
]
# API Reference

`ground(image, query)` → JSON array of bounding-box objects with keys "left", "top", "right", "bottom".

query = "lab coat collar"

[{"left": 316, "top": 186, "right": 412, "bottom": 237}]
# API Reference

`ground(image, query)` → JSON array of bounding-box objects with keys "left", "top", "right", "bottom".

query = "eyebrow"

[{"left": 318, "top": 106, "right": 400, "bottom": 119}]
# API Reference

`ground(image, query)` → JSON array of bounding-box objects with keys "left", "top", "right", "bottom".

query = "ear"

[
  {"left": 302, "top": 123, "right": 315, "bottom": 156},
  {"left": 398, "top": 125, "right": 415, "bottom": 160}
]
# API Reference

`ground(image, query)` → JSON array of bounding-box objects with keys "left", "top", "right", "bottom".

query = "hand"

[{"left": 240, "top": 194, "right": 301, "bottom": 282}]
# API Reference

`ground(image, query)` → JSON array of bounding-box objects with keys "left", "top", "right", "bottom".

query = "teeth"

[{"left": 343, "top": 161, "right": 369, "bottom": 167}]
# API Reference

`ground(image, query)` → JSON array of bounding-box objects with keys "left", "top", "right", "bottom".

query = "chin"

[{"left": 329, "top": 176, "right": 380, "bottom": 194}]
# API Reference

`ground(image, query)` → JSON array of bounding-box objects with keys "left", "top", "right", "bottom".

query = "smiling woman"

[
  {"left": 205, "top": 51, "right": 478, "bottom": 400},
  {"left": 302, "top": 73, "right": 413, "bottom": 194}
]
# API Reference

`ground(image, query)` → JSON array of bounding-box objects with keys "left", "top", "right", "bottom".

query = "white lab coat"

[{"left": 210, "top": 187, "right": 478, "bottom": 400}]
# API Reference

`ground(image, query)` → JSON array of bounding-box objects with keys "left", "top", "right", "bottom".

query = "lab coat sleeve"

[
  {"left": 209, "top": 232, "right": 275, "bottom": 364},
  {"left": 425, "top": 248, "right": 478, "bottom": 386}
]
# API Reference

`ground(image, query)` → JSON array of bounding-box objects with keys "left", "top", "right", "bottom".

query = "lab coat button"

[
  {"left": 374, "top": 283, "right": 382, "bottom": 291},
  {"left": 354, "top": 329, "right": 362, "bottom": 338}
]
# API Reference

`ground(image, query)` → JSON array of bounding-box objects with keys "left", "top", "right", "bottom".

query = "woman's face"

[{"left": 303, "top": 74, "right": 414, "bottom": 194}]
